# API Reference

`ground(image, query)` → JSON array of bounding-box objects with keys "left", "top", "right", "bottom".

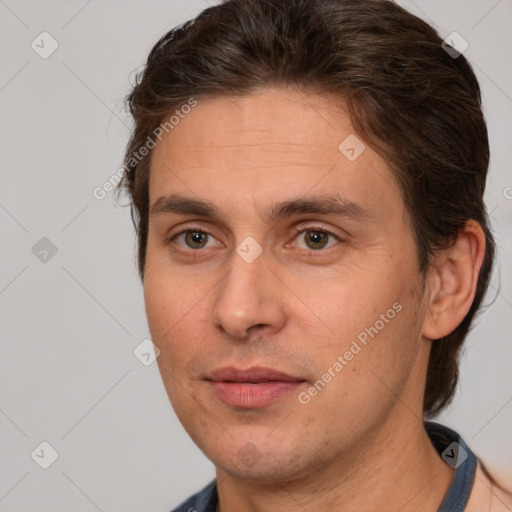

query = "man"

[{"left": 117, "top": 0, "right": 512, "bottom": 510}]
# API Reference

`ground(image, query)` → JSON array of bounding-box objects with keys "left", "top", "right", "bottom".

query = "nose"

[{"left": 211, "top": 251, "right": 287, "bottom": 340}]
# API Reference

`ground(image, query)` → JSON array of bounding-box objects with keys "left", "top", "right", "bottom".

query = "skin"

[{"left": 144, "top": 87, "right": 486, "bottom": 511}]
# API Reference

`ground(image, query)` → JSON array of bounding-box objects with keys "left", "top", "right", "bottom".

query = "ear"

[{"left": 422, "top": 220, "right": 486, "bottom": 340}]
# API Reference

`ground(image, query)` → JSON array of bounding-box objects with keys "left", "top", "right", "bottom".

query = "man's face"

[{"left": 145, "top": 87, "right": 430, "bottom": 480}]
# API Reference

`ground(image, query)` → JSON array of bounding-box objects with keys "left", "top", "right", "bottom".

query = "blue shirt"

[{"left": 171, "top": 421, "right": 477, "bottom": 512}]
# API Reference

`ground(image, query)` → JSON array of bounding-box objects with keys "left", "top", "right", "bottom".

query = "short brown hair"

[{"left": 117, "top": 0, "right": 495, "bottom": 417}]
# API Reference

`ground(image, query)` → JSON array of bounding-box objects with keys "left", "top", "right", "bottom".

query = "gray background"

[{"left": 0, "top": 0, "right": 510, "bottom": 510}]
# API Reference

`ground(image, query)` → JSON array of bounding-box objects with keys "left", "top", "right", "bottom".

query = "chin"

[{"left": 206, "top": 439, "right": 311, "bottom": 483}]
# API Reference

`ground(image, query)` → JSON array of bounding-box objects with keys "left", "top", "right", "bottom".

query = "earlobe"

[{"left": 422, "top": 220, "right": 486, "bottom": 340}]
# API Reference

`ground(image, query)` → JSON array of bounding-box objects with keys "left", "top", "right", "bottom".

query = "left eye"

[{"left": 295, "top": 230, "right": 339, "bottom": 250}]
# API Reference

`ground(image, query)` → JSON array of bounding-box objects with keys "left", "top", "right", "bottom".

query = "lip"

[
  {"left": 207, "top": 366, "right": 304, "bottom": 383},
  {"left": 206, "top": 366, "right": 306, "bottom": 408}
]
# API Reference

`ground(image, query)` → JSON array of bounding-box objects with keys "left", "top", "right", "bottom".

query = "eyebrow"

[{"left": 149, "top": 193, "right": 376, "bottom": 223}]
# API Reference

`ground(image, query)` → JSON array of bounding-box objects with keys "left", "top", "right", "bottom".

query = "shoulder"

[
  {"left": 170, "top": 480, "right": 217, "bottom": 512},
  {"left": 465, "top": 462, "right": 512, "bottom": 512}
]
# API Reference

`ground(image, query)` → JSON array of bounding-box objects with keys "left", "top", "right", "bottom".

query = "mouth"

[{"left": 206, "top": 366, "right": 307, "bottom": 408}]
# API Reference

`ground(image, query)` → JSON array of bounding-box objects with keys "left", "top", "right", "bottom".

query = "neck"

[{"left": 215, "top": 412, "right": 454, "bottom": 512}]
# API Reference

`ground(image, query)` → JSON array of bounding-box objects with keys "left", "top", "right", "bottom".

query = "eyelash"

[{"left": 166, "top": 224, "right": 342, "bottom": 255}]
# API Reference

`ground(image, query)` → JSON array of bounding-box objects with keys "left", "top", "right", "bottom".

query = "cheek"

[
  {"left": 291, "top": 266, "right": 407, "bottom": 350},
  {"left": 144, "top": 253, "right": 197, "bottom": 333},
  {"left": 305, "top": 301, "right": 423, "bottom": 442},
  {"left": 144, "top": 272, "right": 185, "bottom": 361},
  {"left": 144, "top": 272, "right": 207, "bottom": 420},
  {"left": 144, "top": 268, "right": 214, "bottom": 370},
  {"left": 297, "top": 257, "right": 424, "bottom": 399},
  {"left": 144, "top": 277, "right": 173, "bottom": 344}
]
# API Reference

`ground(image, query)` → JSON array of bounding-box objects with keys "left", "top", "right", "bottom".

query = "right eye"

[{"left": 170, "top": 229, "right": 219, "bottom": 250}]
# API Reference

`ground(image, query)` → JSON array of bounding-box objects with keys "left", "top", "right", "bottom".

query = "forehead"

[{"left": 148, "top": 87, "right": 403, "bottom": 222}]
